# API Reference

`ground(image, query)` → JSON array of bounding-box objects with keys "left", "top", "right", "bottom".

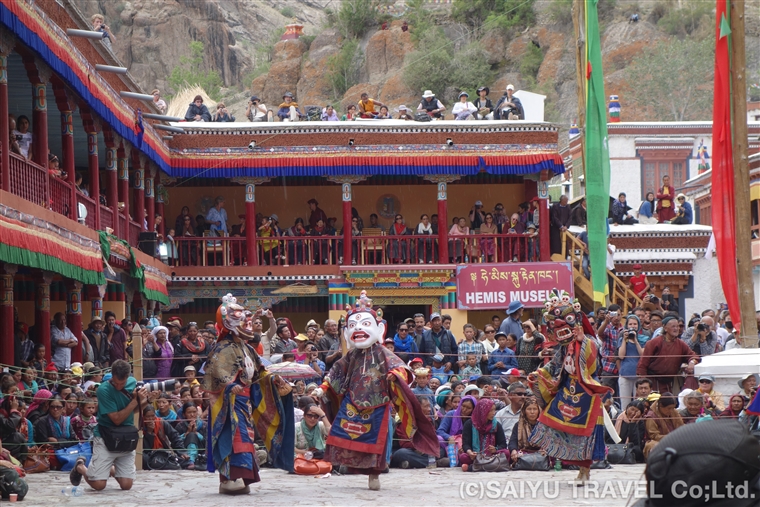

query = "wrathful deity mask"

[{"left": 344, "top": 310, "right": 386, "bottom": 350}]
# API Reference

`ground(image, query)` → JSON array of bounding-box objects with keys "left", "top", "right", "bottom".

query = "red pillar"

[
  {"left": 61, "top": 110, "right": 77, "bottom": 219},
  {"left": 35, "top": 273, "right": 52, "bottom": 362},
  {"left": 146, "top": 166, "right": 155, "bottom": 233},
  {"left": 156, "top": 175, "right": 165, "bottom": 236},
  {"left": 245, "top": 183, "right": 257, "bottom": 265},
  {"left": 118, "top": 147, "right": 130, "bottom": 231},
  {"left": 0, "top": 264, "right": 17, "bottom": 368},
  {"left": 67, "top": 281, "right": 83, "bottom": 364},
  {"left": 134, "top": 157, "right": 145, "bottom": 231},
  {"left": 342, "top": 183, "right": 352, "bottom": 265},
  {"left": 0, "top": 54, "right": 9, "bottom": 192},
  {"left": 539, "top": 198, "right": 550, "bottom": 261},
  {"left": 106, "top": 146, "right": 119, "bottom": 234},
  {"left": 32, "top": 82, "right": 49, "bottom": 201},
  {"left": 437, "top": 182, "right": 449, "bottom": 263},
  {"left": 87, "top": 132, "right": 101, "bottom": 229}
]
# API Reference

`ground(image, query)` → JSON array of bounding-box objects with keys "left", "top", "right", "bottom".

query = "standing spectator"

[
  {"left": 681, "top": 316, "right": 719, "bottom": 356},
  {"left": 656, "top": 175, "right": 676, "bottom": 223},
  {"left": 474, "top": 86, "right": 493, "bottom": 120},
  {"left": 246, "top": 96, "right": 271, "bottom": 122},
  {"left": 184, "top": 95, "right": 211, "bottom": 122},
  {"left": 51, "top": 312, "right": 77, "bottom": 370},
  {"left": 277, "top": 92, "right": 303, "bottom": 121},
  {"left": 570, "top": 197, "right": 587, "bottom": 226},
  {"left": 611, "top": 193, "right": 638, "bottom": 224},
  {"left": 307, "top": 198, "right": 328, "bottom": 230},
  {"left": 618, "top": 315, "right": 646, "bottom": 409},
  {"left": 629, "top": 264, "right": 650, "bottom": 298},
  {"left": 419, "top": 313, "right": 457, "bottom": 368},
  {"left": 488, "top": 332, "right": 518, "bottom": 374},
  {"left": 12, "top": 115, "right": 33, "bottom": 160},
  {"left": 637, "top": 316, "right": 699, "bottom": 393},
  {"left": 91, "top": 14, "right": 116, "bottom": 48},
  {"left": 14, "top": 324, "right": 34, "bottom": 368},
  {"left": 638, "top": 192, "right": 657, "bottom": 224},
  {"left": 415, "top": 214, "right": 435, "bottom": 263},
  {"left": 84, "top": 317, "right": 110, "bottom": 368},
  {"left": 417, "top": 90, "right": 446, "bottom": 119},
  {"left": 174, "top": 323, "right": 207, "bottom": 376},
  {"left": 671, "top": 194, "right": 693, "bottom": 224},
  {"left": 206, "top": 196, "right": 228, "bottom": 236},
  {"left": 151, "top": 89, "right": 167, "bottom": 114},
  {"left": 318, "top": 320, "right": 340, "bottom": 368},
  {"left": 515, "top": 320, "right": 545, "bottom": 374},
  {"left": 457, "top": 324, "right": 487, "bottom": 371},
  {"left": 499, "top": 301, "right": 524, "bottom": 339},
  {"left": 549, "top": 195, "right": 571, "bottom": 255},
  {"left": 451, "top": 91, "right": 477, "bottom": 120},
  {"left": 358, "top": 93, "right": 385, "bottom": 118},
  {"left": 389, "top": 214, "right": 410, "bottom": 264},
  {"left": 494, "top": 84, "right": 524, "bottom": 120},
  {"left": 105, "top": 312, "right": 127, "bottom": 363},
  {"left": 597, "top": 304, "right": 623, "bottom": 393},
  {"left": 212, "top": 102, "right": 235, "bottom": 122},
  {"left": 479, "top": 213, "right": 498, "bottom": 262},
  {"left": 469, "top": 201, "right": 485, "bottom": 230}
]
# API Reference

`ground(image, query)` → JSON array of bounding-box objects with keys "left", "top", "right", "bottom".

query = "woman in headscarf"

[
  {"left": 147, "top": 326, "right": 174, "bottom": 380},
  {"left": 295, "top": 403, "right": 331, "bottom": 459},
  {"left": 643, "top": 393, "right": 684, "bottom": 459},
  {"left": 719, "top": 394, "right": 746, "bottom": 419},
  {"left": 508, "top": 398, "right": 544, "bottom": 464},
  {"left": 0, "top": 394, "right": 29, "bottom": 459},
  {"left": 461, "top": 398, "right": 508, "bottom": 470},
  {"left": 437, "top": 395, "right": 475, "bottom": 454},
  {"left": 26, "top": 389, "right": 53, "bottom": 425},
  {"left": 614, "top": 400, "right": 646, "bottom": 462},
  {"left": 175, "top": 402, "right": 205, "bottom": 467}
]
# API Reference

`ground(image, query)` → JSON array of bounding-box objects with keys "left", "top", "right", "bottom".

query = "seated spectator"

[
  {"left": 678, "top": 389, "right": 711, "bottom": 423},
  {"left": 321, "top": 104, "right": 339, "bottom": 121},
  {"left": 437, "top": 395, "right": 476, "bottom": 464},
  {"left": 74, "top": 172, "right": 88, "bottom": 196},
  {"left": 494, "top": 85, "right": 523, "bottom": 120},
  {"left": 508, "top": 398, "right": 544, "bottom": 464},
  {"left": 643, "top": 393, "right": 683, "bottom": 459},
  {"left": 141, "top": 406, "right": 193, "bottom": 469},
  {"left": 391, "top": 397, "right": 438, "bottom": 468},
  {"left": 397, "top": 105, "right": 414, "bottom": 120},
  {"left": 376, "top": 105, "right": 391, "bottom": 119},
  {"left": 611, "top": 192, "right": 638, "bottom": 224},
  {"left": 460, "top": 399, "right": 507, "bottom": 470},
  {"left": 246, "top": 96, "right": 271, "bottom": 122},
  {"left": 418, "top": 90, "right": 446, "bottom": 120},
  {"left": 155, "top": 393, "right": 177, "bottom": 422},
  {"left": 671, "top": 194, "right": 693, "bottom": 224},
  {"left": 737, "top": 373, "right": 758, "bottom": 404},
  {"left": 431, "top": 354, "right": 452, "bottom": 384},
  {"left": 695, "top": 374, "right": 725, "bottom": 411},
  {"left": 412, "top": 369, "right": 435, "bottom": 410},
  {"left": 26, "top": 389, "right": 52, "bottom": 426},
  {"left": 638, "top": 192, "right": 657, "bottom": 224},
  {"left": 8, "top": 115, "right": 21, "bottom": 156},
  {"left": 718, "top": 394, "right": 745, "bottom": 419},
  {"left": 474, "top": 86, "right": 493, "bottom": 120},
  {"left": 174, "top": 403, "right": 205, "bottom": 467},
  {"left": 0, "top": 395, "right": 28, "bottom": 460},
  {"left": 91, "top": 14, "right": 116, "bottom": 48},
  {"left": 614, "top": 400, "right": 646, "bottom": 462},
  {"left": 64, "top": 392, "right": 80, "bottom": 418},
  {"left": 151, "top": 89, "right": 167, "bottom": 114},
  {"left": 448, "top": 217, "right": 469, "bottom": 263},
  {"left": 184, "top": 95, "right": 211, "bottom": 122},
  {"left": 211, "top": 102, "right": 235, "bottom": 122},
  {"left": 295, "top": 402, "right": 330, "bottom": 458},
  {"left": 33, "top": 395, "right": 72, "bottom": 451},
  {"left": 12, "top": 115, "right": 32, "bottom": 160},
  {"left": 277, "top": 92, "right": 303, "bottom": 122},
  {"left": 368, "top": 213, "right": 385, "bottom": 232},
  {"left": 341, "top": 104, "right": 358, "bottom": 121},
  {"left": 48, "top": 153, "right": 63, "bottom": 178},
  {"left": 358, "top": 93, "right": 385, "bottom": 118},
  {"left": 452, "top": 91, "right": 477, "bottom": 120},
  {"left": 286, "top": 218, "right": 309, "bottom": 265},
  {"left": 70, "top": 398, "right": 97, "bottom": 442}
]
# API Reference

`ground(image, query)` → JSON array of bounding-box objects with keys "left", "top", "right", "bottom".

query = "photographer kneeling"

[{"left": 69, "top": 359, "right": 147, "bottom": 491}]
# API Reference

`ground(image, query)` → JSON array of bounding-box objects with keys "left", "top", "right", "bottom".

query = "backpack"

[{"left": 0, "top": 466, "right": 28, "bottom": 500}]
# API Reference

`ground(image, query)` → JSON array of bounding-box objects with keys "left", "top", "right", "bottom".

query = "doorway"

[{"left": 379, "top": 305, "right": 429, "bottom": 335}]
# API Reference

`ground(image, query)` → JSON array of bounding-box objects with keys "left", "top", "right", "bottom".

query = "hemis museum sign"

[{"left": 455, "top": 262, "right": 574, "bottom": 310}]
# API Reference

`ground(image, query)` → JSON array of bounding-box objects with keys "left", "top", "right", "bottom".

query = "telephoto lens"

[{"left": 136, "top": 379, "right": 177, "bottom": 393}]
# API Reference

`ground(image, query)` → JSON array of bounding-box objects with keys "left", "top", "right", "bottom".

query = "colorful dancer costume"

[
  {"left": 528, "top": 290, "right": 611, "bottom": 484},
  {"left": 313, "top": 291, "right": 438, "bottom": 490},
  {"left": 204, "top": 294, "right": 294, "bottom": 495}
]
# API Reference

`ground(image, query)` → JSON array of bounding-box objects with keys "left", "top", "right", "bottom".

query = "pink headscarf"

[{"left": 27, "top": 389, "right": 53, "bottom": 415}]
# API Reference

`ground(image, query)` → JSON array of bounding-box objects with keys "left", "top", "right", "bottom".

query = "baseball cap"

[
  {"left": 432, "top": 353, "right": 444, "bottom": 362},
  {"left": 429, "top": 312, "right": 441, "bottom": 321},
  {"left": 503, "top": 368, "right": 522, "bottom": 377},
  {"left": 698, "top": 374, "right": 715, "bottom": 383},
  {"left": 475, "top": 200, "right": 483, "bottom": 206},
  {"left": 184, "top": 365, "right": 196, "bottom": 373}
]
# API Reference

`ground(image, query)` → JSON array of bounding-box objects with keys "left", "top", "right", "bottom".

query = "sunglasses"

[
  {"left": 512, "top": 392, "right": 527, "bottom": 397},
  {"left": 698, "top": 379, "right": 713, "bottom": 384},
  {"left": 395, "top": 217, "right": 402, "bottom": 220},
  {"left": 399, "top": 328, "right": 408, "bottom": 332},
  {"left": 485, "top": 330, "right": 495, "bottom": 334},
  {"left": 305, "top": 413, "right": 320, "bottom": 419}
]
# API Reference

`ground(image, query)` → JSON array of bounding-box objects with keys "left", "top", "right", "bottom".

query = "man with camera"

[
  {"left": 246, "top": 96, "right": 270, "bottom": 122},
  {"left": 597, "top": 304, "right": 624, "bottom": 393},
  {"left": 70, "top": 359, "right": 147, "bottom": 491},
  {"left": 680, "top": 316, "right": 720, "bottom": 355}
]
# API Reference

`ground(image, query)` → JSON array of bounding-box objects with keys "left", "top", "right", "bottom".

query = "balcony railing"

[
  {"left": 129, "top": 221, "right": 141, "bottom": 247},
  {"left": 100, "top": 205, "right": 114, "bottom": 232},
  {"left": 49, "top": 176, "right": 72, "bottom": 218},
  {"left": 78, "top": 194, "right": 97, "bottom": 229},
  {"left": 9, "top": 153, "right": 48, "bottom": 208},
  {"left": 172, "top": 233, "right": 539, "bottom": 268}
]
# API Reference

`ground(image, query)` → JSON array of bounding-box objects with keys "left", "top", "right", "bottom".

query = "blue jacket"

[
  {"left": 419, "top": 328, "right": 458, "bottom": 366},
  {"left": 437, "top": 409, "right": 457, "bottom": 440},
  {"left": 499, "top": 317, "right": 523, "bottom": 340},
  {"left": 184, "top": 103, "right": 211, "bottom": 122},
  {"left": 488, "top": 347, "right": 518, "bottom": 373},
  {"left": 639, "top": 200, "right": 654, "bottom": 218},
  {"left": 678, "top": 202, "right": 693, "bottom": 224}
]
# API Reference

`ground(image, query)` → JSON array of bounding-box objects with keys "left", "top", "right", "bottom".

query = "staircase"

[{"left": 552, "top": 231, "right": 642, "bottom": 313}]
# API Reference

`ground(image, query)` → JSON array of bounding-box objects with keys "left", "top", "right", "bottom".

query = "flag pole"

[
  {"left": 572, "top": 0, "right": 587, "bottom": 133},
  {"left": 730, "top": 0, "right": 758, "bottom": 346}
]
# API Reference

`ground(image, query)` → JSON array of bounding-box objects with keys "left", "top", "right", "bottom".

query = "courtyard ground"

[{"left": 23, "top": 464, "right": 649, "bottom": 507}]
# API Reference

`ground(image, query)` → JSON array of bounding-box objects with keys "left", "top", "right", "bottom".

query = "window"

[{"left": 640, "top": 160, "right": 687, "bottom": 198}]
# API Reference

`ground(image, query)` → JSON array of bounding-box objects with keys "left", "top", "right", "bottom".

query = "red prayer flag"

[{"left": 711, "top": 0, "right": 740, "bottom": 328}]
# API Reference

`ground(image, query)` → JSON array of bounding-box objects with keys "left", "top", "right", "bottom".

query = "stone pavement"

[{"left": 24, "top": 465, "right": 648, "bottom": 507}]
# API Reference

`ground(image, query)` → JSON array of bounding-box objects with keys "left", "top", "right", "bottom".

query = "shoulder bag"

[
  {"left": 607, "top": 443, "right": 636, "bottom": 464},
  {"left": 99, "top": 384, "right": 142, "bottom": 453},
  {"left": 472, "top": 452, "right": 510, "bottom": 472},
  {"left": 513, "top": 452, "right": 550, "bottom": 471}
]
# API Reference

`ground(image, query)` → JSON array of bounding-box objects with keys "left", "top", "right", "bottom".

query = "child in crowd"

[
  {"left": 183, "top": 365, "right": 200, "bottom": 388},
  {"left": 460, "top": 354, "right": 482, "bottom": 377},
  {"left": 155, "top": 393, "right": 177, "bottom": 422},
  {"left": 430, "top": 353, "right": 452, "bottom": 384},
  {"left": 411, "top": 369, "right": 435, "bottom": 413},
  {"left": 71, "top": 399, "right": 98, "bottom": 441},
  {"left": 176, "top": 402, "right": 205, "bottom": 467}
]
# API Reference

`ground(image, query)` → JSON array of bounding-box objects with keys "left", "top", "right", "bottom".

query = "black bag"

[
  {"left": 414, "top": 112, "right": 432, "bottom": 122},
  {"left": 146, "top": 450, "right": 181, "bottom": 471},
  {"left": 0, "top": 466, "right": 28, "bottom": 500},
  {"left": 591, "top": 459, "right": 612, "bottom": 469},
  {"left": 513, "top": 452, "right": 550, "bottom": 471},
  {"left": 472, "top": 452, "right": 510, "bottom": 472},
  {"left": 607, "top": 443, "right": 636, "bottom": 464},
  {"left": 99, "top": 424, "right": 140, "bottom": 453}
]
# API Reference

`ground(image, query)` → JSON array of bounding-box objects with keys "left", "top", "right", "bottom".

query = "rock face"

[{"left": 252, "top": 39, "right": 307, "bottom": 107}]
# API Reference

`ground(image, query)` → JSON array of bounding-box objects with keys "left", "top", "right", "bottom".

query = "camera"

[
  {"left": 608, "top": 311, "right": 618, "bottom": 317},
  {"left": 136, "top": 379, "right": 177, "bottom": 393},
  {"left": 696, "top": 323, "right": 707, "bottom": 332},
  {"left": 627, "top": 330, "right": 636, "bottom": 340},
  {"left": 248, "top": 140, "right": 256, "bottom": 150}
]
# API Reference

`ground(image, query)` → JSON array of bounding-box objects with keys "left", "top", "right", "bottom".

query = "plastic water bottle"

[
  {"left": 554, "top": 459, "right": 562, "bottom": 471},
  {"left": 304, "top": 451, "right": 314, "bottom": 460},
  {"left": 427, "top": 454, "right": 437, "bottom": 468},
  {"left": 61, "top": 486, "right": 84, "bottom": 497}
]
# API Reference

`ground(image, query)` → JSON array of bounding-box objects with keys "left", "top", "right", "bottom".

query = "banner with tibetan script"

[{"left": 455, "top": 262, "right": 574, "bottom": 310}]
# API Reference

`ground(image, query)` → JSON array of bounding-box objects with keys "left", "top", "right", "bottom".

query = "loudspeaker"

[{"left": 138, "top": 232, "right": 157, "bottom": 255}]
